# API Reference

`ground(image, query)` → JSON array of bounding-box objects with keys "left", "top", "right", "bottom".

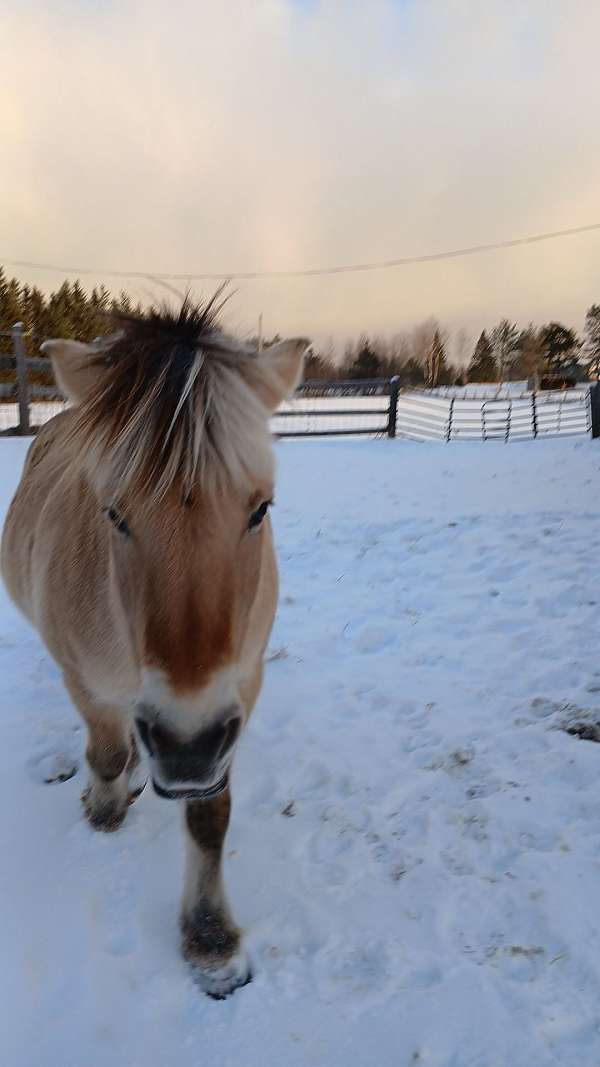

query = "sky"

[{"left": 2, "top": 0, "right": 600, "bottom": 348}]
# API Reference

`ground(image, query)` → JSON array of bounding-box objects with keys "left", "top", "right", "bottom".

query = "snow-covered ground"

[{"left": 2, "top": 435, "right": 600, "bottom": 1066}]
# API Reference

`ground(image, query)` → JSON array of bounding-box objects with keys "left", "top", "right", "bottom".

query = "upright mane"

[{"left": 68, "top": 296, "right": 273, "bottom": 501}]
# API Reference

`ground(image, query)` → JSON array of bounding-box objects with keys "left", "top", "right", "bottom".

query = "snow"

[
  {"left": 428, "top": 382, "right": 534, "bottom": 398},
  {"left": 429, "top": 382, "right": 590, "bottom": 399},
  {"left": 274, "top": 394, "right": 388, "bottom": 436},
  {"left": 2, "top": 435, "right": 600, "bottom": 1066},
  {"left": 0, "top": 401, "right": 66, "bottom": 435}
]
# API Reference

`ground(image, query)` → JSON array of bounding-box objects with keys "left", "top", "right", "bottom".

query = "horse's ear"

[
  {"left": 40, "top": 339, "right": 102, "bottom": 405},
  {"left": 251, "top": 338, "right": 309, "bottom": 412}
]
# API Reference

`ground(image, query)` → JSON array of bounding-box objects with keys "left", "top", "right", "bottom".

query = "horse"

[{"left": 1, "top": 298, "right": 307, "bottom": 998}]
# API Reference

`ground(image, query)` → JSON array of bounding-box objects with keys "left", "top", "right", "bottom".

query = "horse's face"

[
  {"left": 105, "top": 482, "right": 275, "bottom": 798},
  {"left": 45, "top": 330, "right": 307, "bottom": 801}
]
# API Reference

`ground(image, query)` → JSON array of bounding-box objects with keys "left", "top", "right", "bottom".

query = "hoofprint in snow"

[{"left": 2, "top": 435, "right": 600, "bottom": 1066}]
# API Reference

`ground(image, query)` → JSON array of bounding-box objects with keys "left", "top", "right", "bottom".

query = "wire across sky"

[{"left": 2, "top": 221, "right": 600, "bottom": 285}]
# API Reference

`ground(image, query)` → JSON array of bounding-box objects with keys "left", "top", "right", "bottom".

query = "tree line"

[
  {"left": 307, "top": 313, "right": 600, "bottom": 386},
  {"left": 0, "top": 267, "right": 142, "bottom": 357},
  {"left": 1, "top": 265, "right": 600, "bottom": 386}
]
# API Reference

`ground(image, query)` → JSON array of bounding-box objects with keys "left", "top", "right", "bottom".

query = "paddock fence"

[
  {"left": 394, "top": 387, "right": 594, "bottom": 442},
  {"left": 1, "top": 323, "right": 599, "bottom": 442},
  {"left": 0, "top": 324, "right": 64, "bottom": 435}
]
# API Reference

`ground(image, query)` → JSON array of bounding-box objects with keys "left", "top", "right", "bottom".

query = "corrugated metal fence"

[{"left": 396, "top": 388, "right": 592, "bottom": 441}]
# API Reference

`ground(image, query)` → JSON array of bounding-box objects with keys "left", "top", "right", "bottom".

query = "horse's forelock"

[{"left": 67, "top": 297, "right": 274, "bottom": 502}]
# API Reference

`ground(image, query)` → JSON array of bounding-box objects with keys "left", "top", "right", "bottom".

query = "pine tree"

[
  {"left": 111, "top": 290, "right": 133, "bottom": 315},
  {"left": 304, "top": 350, "right": 334, "bottom": 380},
  {"left": 0, "top": 276, "right": 24, "bottom": 332},
  {"left": 0, "top": 268, "right": 7, "bottom": 313},
  {"left": 23, "top": 286, "right": 46, "bottom": 333},
  {"left": 490, "top": 320, "right": 519, "bottom": 380},
  {"left": 346, "top": 338, "right": 382, "bottom": 379},
  {"left": 511, "top": 326, "right": 546, "bottom": 382},
  {"left": 87, "top": 286, "right": 110, "bottom": 340},
  {"left": 467, "top": 331, "right": 497, "bottom": 382},
  {"left": 401, "top": 357, "right": 426, "bottom": 386},
  {"left": 583, "top": 305, "right": 600, "bottom": 379},
  {"left": 45, "top": 282, "right": 74, "bottom": 338},
  {"left": 0, "top": 269, "right": 144, "bottom": 345},
  {"left": 69, "top": 280, "right": 90, "bottom": 339},
  {"left": 21, "top": 285, "right": 47, "bottom": 355},
  {"left": 538, "top": 322, "right": 581, "bottom": 374}
]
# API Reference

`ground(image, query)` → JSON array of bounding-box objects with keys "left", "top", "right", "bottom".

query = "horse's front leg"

[
  {"left": 181, "top": 788, "right": 251, "bottom": 998},
  {"left": 64, "top": 672, "right": 146, "bottom": 831}
]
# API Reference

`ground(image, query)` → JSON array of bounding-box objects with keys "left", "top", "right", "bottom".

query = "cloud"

[{"left": 2, "top": 0, "right": 600, "bottom": 343}]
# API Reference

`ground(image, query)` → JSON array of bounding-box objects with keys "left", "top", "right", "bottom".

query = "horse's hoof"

[
  {"left": 81, "top": 788, "right": 127, "bottom": 832},
  {"left": 189, "top": 949, "right": 253, "bottom": 1000}
]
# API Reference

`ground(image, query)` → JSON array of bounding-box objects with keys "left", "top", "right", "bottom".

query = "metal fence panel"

[{"left": 396, "top": 387, "right": 591, "bottom": 442}]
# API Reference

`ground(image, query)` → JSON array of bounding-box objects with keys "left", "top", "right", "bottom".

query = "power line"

[{"left": 2, "top": 221, "right": 600, "bottom": 284}]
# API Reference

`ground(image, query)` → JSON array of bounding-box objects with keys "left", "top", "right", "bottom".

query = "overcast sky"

[{"left": 2, "top": 0, "right": 600, "bottom": 346}]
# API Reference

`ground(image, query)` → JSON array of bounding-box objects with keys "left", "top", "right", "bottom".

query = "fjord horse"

[{"left": 1, "top": 300, "right": 306, "bottom": 997}]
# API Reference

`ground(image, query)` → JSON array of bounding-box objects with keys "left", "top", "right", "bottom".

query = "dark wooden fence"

[
  {"left": 0, "top": 323, "right": 597, "bottom": 442},
  {"left": 0, "top": 324, "right": 63, "bottom": 435},
  {"left": 274, "top": 377, "right": 400, "bottom": 438}
]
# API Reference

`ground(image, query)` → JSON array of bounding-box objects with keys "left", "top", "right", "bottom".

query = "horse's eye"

[
  {"left": 105, "top": 507, "right": 130, "bottom": 537},
  {"left": 248, "top": 500, "right": 272, "bottom": 532}
]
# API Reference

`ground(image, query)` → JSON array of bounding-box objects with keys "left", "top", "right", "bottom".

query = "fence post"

[
  {"left": 590, "top": 384, "right": 600, "bottom": 438},
  {"left": 387, "top": 376, "right": 399, "bottom": 438},
  {"left": 12, "top": 322, "right": 30, "bottom": 436},
  {"left": 505, "top": 399, "right": 512, "bottom": 443},
  {"left": 446, "top": 397, "right": 455, "bottom": 442},
  {"left": 531, "top": 391, "right": 538, "bottom": 439}
]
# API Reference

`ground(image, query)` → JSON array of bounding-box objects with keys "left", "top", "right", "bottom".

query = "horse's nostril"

[
  {"left": 135, "top": 717, "right": 153, "bottom": 755},
  {"left": 220, "top": 715, "right": 241, "bottom": 757},
  {"left": 180, "top": 711, "right": 242, "bottom": 771},
  {"left": 149, "top": 721, "right": 174, "bottom": 749}
]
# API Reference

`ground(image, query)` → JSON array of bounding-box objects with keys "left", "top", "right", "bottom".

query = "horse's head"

[{"left": 43, "top": 301, "right": 307, "bottom": 799}]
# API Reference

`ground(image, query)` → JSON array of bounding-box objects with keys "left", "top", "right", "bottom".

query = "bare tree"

[
  {"left": 452, "top": 327, "right": 471, "bottom": 369},
  {"left": 410, "top": 317, "right": 440, "bottom": 367},
  {"left": 583, "top": 305, "right": 600, "bottom": 379}
]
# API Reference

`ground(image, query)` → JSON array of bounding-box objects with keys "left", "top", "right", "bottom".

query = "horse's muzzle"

[{"left": 134, "top": 703, "right": 241, "bottom": 797}]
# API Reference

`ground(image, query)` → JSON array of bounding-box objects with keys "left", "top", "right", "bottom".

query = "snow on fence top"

[{"left": 427, "top": 381, "right": 532, "bottom": 399}]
